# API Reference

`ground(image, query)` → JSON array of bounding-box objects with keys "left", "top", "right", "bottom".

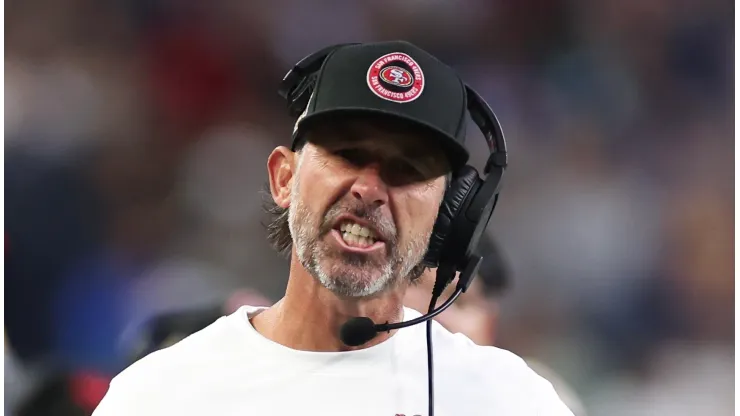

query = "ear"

[{"left": 267, "top": 146, "right": 296, "bottom": 209}]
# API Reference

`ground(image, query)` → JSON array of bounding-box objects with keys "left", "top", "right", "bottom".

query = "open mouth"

[{"left": 331, "top": 217, "right": 386, "bottom": 252}]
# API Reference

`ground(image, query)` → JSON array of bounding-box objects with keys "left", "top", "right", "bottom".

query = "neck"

[{"left": 251, "top": 255, "right": 406, "bottom": 352}]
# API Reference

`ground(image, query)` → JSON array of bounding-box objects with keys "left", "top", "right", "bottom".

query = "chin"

[{"left": 316, "top": 263, "right": 395, "bottom": 298}]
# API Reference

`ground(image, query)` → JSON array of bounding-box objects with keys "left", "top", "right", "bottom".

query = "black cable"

[
  {"left": 425, "top": 263, "right": 456, "bottom": 416},
  {"left": 426, "top": 291, "right": 440, "bottom": 416},
  {"left": 375, "top": 288, "right": 462, "bottom": 333}
]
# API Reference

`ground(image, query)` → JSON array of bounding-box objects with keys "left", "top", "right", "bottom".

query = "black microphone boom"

[
  {"left": 338, "top": 255, "right": 483, "bottom": 348},
  {"left": 338, "top": 287, "right": 464, "bottom": 347}
]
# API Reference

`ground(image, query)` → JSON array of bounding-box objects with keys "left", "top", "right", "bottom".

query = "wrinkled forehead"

[{"left": 304, "top": 117, "right": 450, "bottom": 167}]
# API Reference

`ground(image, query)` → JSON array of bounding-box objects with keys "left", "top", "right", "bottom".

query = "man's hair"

[{"left": 262, "top": 182, "right": 294, "bottom": 258}]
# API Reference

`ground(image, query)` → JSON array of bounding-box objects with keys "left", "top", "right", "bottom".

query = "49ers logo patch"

[{"left": 367, "top": 52, "right": 424, "bottom": 103}]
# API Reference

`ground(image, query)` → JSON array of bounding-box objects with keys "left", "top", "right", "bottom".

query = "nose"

[{"left": 350, "top": 164, "right": 389, "bottom": 208}]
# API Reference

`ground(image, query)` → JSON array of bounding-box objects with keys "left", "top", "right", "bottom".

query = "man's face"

[{"left": 282, "top": 120, "right": 449, "bottom": 298}]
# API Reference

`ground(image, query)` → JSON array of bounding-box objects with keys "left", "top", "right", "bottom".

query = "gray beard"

[{"left": 288, "top": 201, "right": 428, "bottom": 298}]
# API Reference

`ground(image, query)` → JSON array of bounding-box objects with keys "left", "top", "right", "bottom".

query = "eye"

[
  {"left": 335, "top": 149, "right": 373, "bottom": 167},
  {"left": 382, "top": 159, "right": 425, "bottom": 185}
]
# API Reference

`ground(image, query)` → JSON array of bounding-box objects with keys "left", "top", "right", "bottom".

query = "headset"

[{"left": 279, "top": 43, "right": 508, "bottom": 288}]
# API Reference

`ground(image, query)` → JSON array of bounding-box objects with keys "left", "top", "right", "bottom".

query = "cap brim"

[{"left": 293, "top": 108, "right": 469, "bottom": 171}]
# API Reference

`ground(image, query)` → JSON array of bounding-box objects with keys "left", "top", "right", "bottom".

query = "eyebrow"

[{"left": 311, "top": 123, "right": 450, "bottom": 171}]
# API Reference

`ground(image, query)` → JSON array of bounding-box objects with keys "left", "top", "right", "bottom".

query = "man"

[{"left": 94, "top": 41, "right": 573, "bottom": 415}]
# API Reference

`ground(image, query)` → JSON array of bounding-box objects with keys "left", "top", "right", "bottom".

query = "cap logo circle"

[{"left": 367, "top": 52, "right": 424, "bottom": 103}]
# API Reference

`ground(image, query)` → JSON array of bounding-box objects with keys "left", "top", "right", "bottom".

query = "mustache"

[{"left": 319, "top": 200, "right": 397, "bottom": 244}]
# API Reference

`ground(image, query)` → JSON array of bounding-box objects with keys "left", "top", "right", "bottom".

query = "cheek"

[
  {"left": 294, "top": 157, "right": 347, "bottom": 219},
  {"left": 393, "top": 184, "right": 445, "bottom": 239}
]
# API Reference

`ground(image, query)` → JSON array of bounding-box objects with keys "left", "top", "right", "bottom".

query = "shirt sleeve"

[
  {"left": 535, "top": 377, "right": 577, "bottom": 416},
  {"left": 92, "top": 375, "right": 161, "bottom": 416}
]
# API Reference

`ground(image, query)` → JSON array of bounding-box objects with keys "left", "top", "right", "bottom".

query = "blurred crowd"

[{"left": 4, "top": 0, "right": 733, "bottom": 415}]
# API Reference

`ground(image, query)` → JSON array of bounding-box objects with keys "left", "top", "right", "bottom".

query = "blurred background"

[{"left": 4, "top": 0, "right": 734, "bottom": 415}]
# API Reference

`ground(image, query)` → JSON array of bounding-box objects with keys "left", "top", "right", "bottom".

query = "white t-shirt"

[{"left": 94, "top": 306, "right": 573, "bottom": 416}]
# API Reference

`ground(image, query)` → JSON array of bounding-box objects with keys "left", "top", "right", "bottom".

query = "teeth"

[
  {"left": 338, "top": 221, "right": 377, "bottom": 240},
  {"left": 338, "top": 221, "right": 379, "bottom": 248},
  {"left": 346, "top": 233, "right": 357, "bottom": 245}
]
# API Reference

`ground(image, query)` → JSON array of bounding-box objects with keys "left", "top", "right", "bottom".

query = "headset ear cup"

[{"left": 423, "top": 166, "right": 481, "bottom": 267}]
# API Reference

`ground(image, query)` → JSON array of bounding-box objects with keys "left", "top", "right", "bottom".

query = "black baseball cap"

[{"left": 291, "top": 41, "right": 471, "bottom": 170}]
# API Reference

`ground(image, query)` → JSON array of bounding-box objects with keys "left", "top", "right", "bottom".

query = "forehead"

[{"left": 304, "top": 117, "right": 448, "bottom": 162}]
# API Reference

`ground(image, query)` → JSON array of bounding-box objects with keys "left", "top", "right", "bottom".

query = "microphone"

[
  {"left": 339, "top": 317, "right": 378, "bottom": 347},
  {"left": 338, "top": 255, "right": 482, "bottom": 347},
  {"left": 339, "top": 287, "right": 464, "bottom": 347}
]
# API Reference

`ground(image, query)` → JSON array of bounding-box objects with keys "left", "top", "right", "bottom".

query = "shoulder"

[
  {"left": 432, "top": 328, "right": 539, "bottom": 387},
  {"left": 401, "top": 308, "right": 534, "bottom": 381},
  {"left": 93, "top": 307, "right": 253, "bottom": 415},
  {"left": 426, "top": 320, "right": 575, "bottom": 414}
]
